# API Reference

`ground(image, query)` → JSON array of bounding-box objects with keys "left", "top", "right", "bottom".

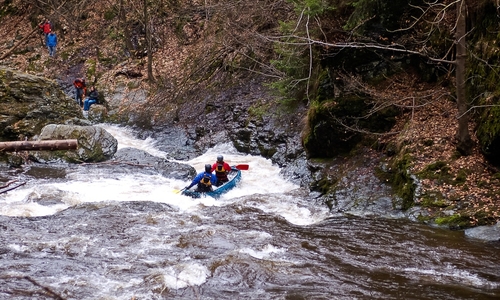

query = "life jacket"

[
  {"left": 215, "top": 162, "right": 229, "bottom": 181},
  {"left": 197, "top": 172, "right": 213, "bottom": 192},
  {"left": 200, "top": 173, "right": 212, "bottom": 187},
  {"left": 215, "top": 163, "right": 225, "bottom": 173}
]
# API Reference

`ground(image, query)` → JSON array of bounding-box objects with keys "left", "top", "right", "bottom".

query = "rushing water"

[{"left": 0, "top": 125, "right": 499, "bottom": 300}]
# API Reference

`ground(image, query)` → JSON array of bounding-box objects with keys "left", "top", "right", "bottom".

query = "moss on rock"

[
  {"left": 0, "top": 67, "right": 81, "bottom": 142},
  {"left": 382, "top": 153, "right": 416, "bottom": 211},
  {"left": 434, "top": 214, "right": 471, "bottom": 230}
]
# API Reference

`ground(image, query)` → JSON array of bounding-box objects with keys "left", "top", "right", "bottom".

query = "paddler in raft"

[
  {"left": 211, "top": 155, "right": 231, "bottom": 187},
  {"left": 185, "top": 164, "right": 218, "bottom": 193}
]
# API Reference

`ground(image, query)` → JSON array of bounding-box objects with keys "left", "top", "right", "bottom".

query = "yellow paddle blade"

[{"left": 173, "top": 188, "right": 187, "bottom": 194}]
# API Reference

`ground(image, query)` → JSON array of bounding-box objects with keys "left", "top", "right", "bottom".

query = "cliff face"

[{"left": 0, "top": 67, "right": 81, "bottom": 141}]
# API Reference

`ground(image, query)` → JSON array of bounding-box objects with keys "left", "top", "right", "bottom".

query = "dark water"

[
  {"left": 0, "top": 198, "right": 499, "bottom": 300},
  {"left": 0, "top": 126, "right": 499, "bottom": 299}
]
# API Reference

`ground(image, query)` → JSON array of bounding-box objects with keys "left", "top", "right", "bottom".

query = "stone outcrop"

[
  {"left": 0, "top": 67, "right": 81, "bottom": 141},
  {"left": 31, "top": 124, "right": 118, "bottom": 163}
]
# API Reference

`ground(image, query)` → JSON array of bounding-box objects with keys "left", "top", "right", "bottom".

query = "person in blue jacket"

[
  {"left": 185, "top": 164, "right": 218, "bottom": 193},
  {"left": 46, "top": 31, "right": 57, "bottom": 57}
]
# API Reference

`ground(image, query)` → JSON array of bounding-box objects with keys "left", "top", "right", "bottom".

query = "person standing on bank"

[
  {"left": 38, "top": 19, "right": 51, "bottom": 45},
  {"left": 73, "top": 78, "right": 86, "bottom": 107},
  {"left": 46, "top": 31, "right": 57, "bottom": 57}
]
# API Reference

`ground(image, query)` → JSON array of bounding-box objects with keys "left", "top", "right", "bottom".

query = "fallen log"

[
  {"left": 0, "top": 180, "right": 26, "bottom": 194},
  {"left": 0, "top": 26, "right": 40, "bottom": 61},
  {"left": 0, "top": 140, "right": 78, "bottom": 152},
  {"left": 0, "top": 180, "right": 20, "bottom": 189}
]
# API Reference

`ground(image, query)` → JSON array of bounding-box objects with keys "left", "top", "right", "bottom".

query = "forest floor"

[
  {"left": 0, "top": 9, "right": 499, "bottom": 229},
  {"left": 377, "top": 76, "right": 500, "bottom": 228}
]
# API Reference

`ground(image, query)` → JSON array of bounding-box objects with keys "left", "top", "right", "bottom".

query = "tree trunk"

[
  {"left": 455, "top": 0, "right": 473, "bottom": 155},
  {"left": 0, "top": 181, "right": 26, "bottom": 194},
  {"left": 0, "top": 26, "right": 40, "bottom": 60},
  {"left": 144, "top": 0, "right": 154, "bottom": 81},
  {"left": 120, "top": 0, "right": 134, "bottom": 55},
  {"left": 0, "top": 140, "right": 78, "bottom": 152}
]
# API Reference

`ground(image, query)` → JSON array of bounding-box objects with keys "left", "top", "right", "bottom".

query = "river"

[{"left": 0, "top": 125, "right": 499, "bottom": 300}]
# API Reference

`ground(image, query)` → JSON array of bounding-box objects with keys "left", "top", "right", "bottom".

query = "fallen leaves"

[{"left": 381, "top": 84, "right": 500, "bottom": 226}]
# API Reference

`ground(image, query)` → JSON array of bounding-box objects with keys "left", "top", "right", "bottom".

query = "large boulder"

[
  {"left": 0, "top": 67, "right": 81, "bottom": 141},
  {"left": 87, "top": 104, "right": 108, "bottom": 123},
  {"left": 31, "top": 124, "right": 118, "bottom": 163}
]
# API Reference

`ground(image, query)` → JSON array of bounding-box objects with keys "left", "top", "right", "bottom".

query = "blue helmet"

[
  {"left": 205, "top": 164, "right": 211, "bottom": 173},
  {"left": 217, "top": 155, "right": 223, "bottom": 162}
]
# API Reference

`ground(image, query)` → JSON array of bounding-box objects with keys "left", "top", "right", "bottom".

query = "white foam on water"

[
  {"left": 401, "top": 265, "right": 500, "bottom": 289},
  {"left": 0, "top": 125, "right": 330, "bottom": 226},
  {"left": 240, "top": 193, "right": 330, "bottom": 226},
  {"left": 238, "top": 244, "right": 287, "bottom": 260},
  {"left": 161, "top": 263, "right": 210, "bottom": 289},
  {"left": 98, "top": 124, "right": 168, "bottom": 158}
]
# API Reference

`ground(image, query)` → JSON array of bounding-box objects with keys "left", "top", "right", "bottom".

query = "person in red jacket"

[
  {"left": 38, "top": 19, "right": 52, "bottom": 45},
  {"left": 73, "top": 78, "right": 86, "bottom": 107},
  {"left": 211, "top": 155, "right": 231, "bottom": 186}
]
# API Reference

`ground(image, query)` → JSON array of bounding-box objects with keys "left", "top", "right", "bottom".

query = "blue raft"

[{"left": 182, "top": 166, "right": 241, "bottom": 199}]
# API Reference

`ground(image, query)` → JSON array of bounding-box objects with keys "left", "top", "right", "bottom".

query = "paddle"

[{"left": 173, "top": 187, "right": 187, "bottom": 194}]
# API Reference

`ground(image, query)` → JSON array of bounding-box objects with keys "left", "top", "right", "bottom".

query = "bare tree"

[
  {"left": 269, "top": 0, "right": 479, "bottom": 154},
  {"left": 455, "top": 0, "right": 473, "bottom": 154},
  {"left": 144, "top": 0, "right": 154, "bottom": 81},
  {"left": 119, "top": 0, "right": 135, "bottom": 55}
]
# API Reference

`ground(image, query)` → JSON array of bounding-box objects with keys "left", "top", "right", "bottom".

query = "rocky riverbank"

[{"left": 1, "top": 66, "right": 499, "bottom": 242}]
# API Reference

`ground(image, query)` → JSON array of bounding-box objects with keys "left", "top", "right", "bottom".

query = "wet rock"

[
  {"left": 112, "top": 147, "right": 196, "bottom": 180},
  {"left": 143, "top": 126, "right": 199, "bottom": 160},
  {"left": 87, "top": 104, "right": 107, "bottom": 123},
  {"left": 24, "top": 187, "right": 67, "bottom": 205},
  {"left": 31, "top": 124, "right": 118, "bottom": 163},
  {"left": 465, "top": 222, "right": 500, "bottom": 242}
]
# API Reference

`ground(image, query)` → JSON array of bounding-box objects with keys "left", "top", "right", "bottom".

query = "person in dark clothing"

[
  {"left": 185, "top": 164, "right": 218, "bottom": 193},
  {"left": 46, "top": 31, "right": 57, "bottom": 57},
  {"left": 73, "top": 78, "right": 86, "bottom": 107},
  {"left": 211, "top": 155, "right": 231, "bottom": 186},
  {"left": 83, "top": 86, "right": 99, "bottom": 114}
]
